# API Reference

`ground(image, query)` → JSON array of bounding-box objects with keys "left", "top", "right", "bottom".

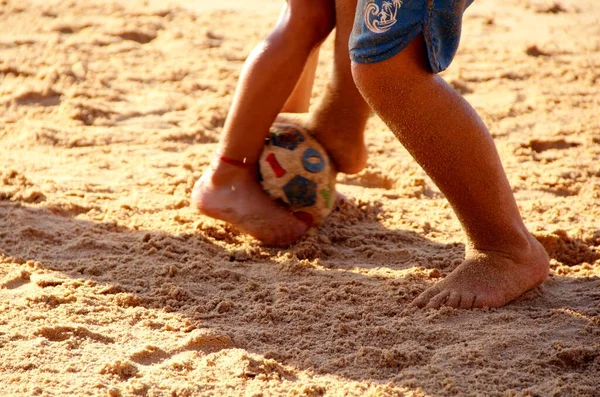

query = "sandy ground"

[{"left": 1, "top": 0, "right": 599, "bottom": 395}]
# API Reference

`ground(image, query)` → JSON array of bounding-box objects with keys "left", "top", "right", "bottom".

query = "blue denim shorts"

[{"left": 349, "top": 0, "right": 474, "bottom": 73}]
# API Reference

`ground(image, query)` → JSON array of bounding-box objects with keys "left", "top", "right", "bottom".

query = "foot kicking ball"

[{"left": 259, "top": 123, "right": 336, "bottom": 226}]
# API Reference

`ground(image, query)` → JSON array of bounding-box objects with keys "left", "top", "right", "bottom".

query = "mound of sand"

[{"left": 0, "top": 0, "right": 598, "bottom": 395}]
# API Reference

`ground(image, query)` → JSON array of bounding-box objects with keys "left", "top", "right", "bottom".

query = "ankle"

[
  {"left": 206, "top": 158, "right": 257, "bottom": 186},
  {"left": 467, "top": 227, "right": 536, "bottom": 259}
]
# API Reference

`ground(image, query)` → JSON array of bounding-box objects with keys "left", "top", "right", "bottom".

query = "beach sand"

[{"left": 0, "top": 0, "right": 599, "bottom": 395}]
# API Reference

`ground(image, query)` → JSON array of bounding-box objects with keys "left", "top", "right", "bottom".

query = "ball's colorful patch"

[
  {"left": 293, "top": 211, "right": 314, "bottom": 227},
  {"left": 320, "top": 184, "right": 334, "bottom": 209},
  {"left": 283, "top": 175, "right": 317, "bottom": 208},
  {"left": 302, "top": 147, "right": 326, "bottom": 173},
  {"left": 271, "top": 128, "right": 306, "bottom": 151},
  {"left": 264, "top": 152, "right": 286, "bottom": 178}
]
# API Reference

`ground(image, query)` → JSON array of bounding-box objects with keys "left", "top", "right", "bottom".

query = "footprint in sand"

[
  {"left": 129, "top": 328, "right": 234, "bottom": 367},
  {"left": 33, "top": 325, "right": 115, "bottom": 344},
  {"left": 0, "top": 269, "right": 31, "bottom": 290},
  {"left": 12, "top": 88, "right": 61, "bottom": 107},
  {"left": 339, "top": 168, "right": 395, "bottom": 190},
  {"left": 523, "top": 138, "right": 581, "bottom": 153}
]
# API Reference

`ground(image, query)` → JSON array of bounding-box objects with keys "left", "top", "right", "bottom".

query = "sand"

[{"left": 0, "top": 0, "right": 599, "bottom": 395}]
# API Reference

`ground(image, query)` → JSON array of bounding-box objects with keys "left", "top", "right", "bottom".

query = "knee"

[
  {"left": 350, "top": 62, "right": 368, "bottom": 96},
  {"left": 284, "top": 0, "right": 336, "bottom": 45},
  {"left": 351, "top": 60, "right": 419, "bottom": 113},
  {"left": 351, "top": 61, "right": 393, "bottom": 104},
  {"left": 351, "top": 42, "right": 432, "bottom": 106}
]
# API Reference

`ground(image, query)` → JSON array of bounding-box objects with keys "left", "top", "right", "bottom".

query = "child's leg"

[
  {"left": 216, "top": 1, "right": 334, "bottom": 164},
  {"left": 280, "top": 0, "right": 372, "bottom": 174},
  {"left": 351, "top": 34, "right": 549, "bottom": 309},
  {"left": 281, "top": 48, "right": 321, "bottom": 113},
  {"left": 310, "top": 0, "right": 371, "bottom": 174},
  {"left": 192, "top": 1, "right": 335, "bottom": 246}
]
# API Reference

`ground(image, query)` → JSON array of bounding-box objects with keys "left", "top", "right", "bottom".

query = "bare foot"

[
  {"left": 276, "top": 113, "right": 368, "bottom": 174},
  {"left": 412, "top": 235, "right": 550, "bottom": 309},
  {"left": 191, "top": 161, "right": 309, "bottom": 246}
]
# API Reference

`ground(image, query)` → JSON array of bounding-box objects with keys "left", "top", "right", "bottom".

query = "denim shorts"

[{"left": 349, "top": 0, "right": 474, "bottom": 73}]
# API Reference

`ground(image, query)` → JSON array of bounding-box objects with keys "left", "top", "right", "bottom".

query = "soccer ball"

[{"left": 259, "top": 123, "right": 336, "bottom": 226}]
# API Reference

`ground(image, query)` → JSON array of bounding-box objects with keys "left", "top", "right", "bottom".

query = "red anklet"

[{"left": 219, "top": 155, "right": 257, "bottom": 170}]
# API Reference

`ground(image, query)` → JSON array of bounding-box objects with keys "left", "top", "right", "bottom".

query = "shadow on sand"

[{"left": 1, "top": 199, "right": 598, "bottom": 395}]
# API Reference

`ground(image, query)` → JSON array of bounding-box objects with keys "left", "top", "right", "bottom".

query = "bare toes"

[
  {"left": 425, "top": 290, "right": 451, "bottom": 309},
  {"left": 411, "top": 286, "right": 441, "bottom": 308},
  {"left": 444, "top": 292, "right": 462, "bottom": 308},
  {"left": 458, "top": 293, "right": 476, "bottom": 310},
  {"left": 472, "top": 295, "right": 489, "bottom": 309}
]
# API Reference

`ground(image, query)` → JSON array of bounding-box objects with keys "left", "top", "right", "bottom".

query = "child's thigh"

[
  {"left": 282, "top": 0, "right": 336, "bottom": 40},
  {"left": 286, "top": 0, "right": 336, "bottom": 26},
  {"left": 349, "top": 0, "right": 473, "bottom": 73}
]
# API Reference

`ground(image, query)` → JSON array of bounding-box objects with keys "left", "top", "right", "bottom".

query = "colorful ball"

[{"left": 258, "top": 123, "right": 336, "bottom": 226}]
